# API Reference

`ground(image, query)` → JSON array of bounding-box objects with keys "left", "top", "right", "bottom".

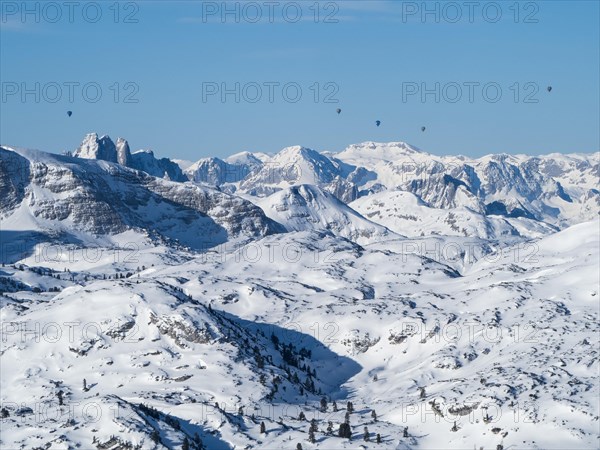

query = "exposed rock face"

[
  {"left": 68, "top": 135, "right": 599, "bottom": 228},
  {"left": 323, "top": 176, "right": 359, "bottom": 204},
  {"left": 185, "top": 157, "right": 252, "bottom": 185},
  {"left": 129, "top": 150, "right": 187, "bottom": 182},
  {"left": 331, "top": 142, "right": 599, "bottom": 227},
  {"left": 116, "top": 137, "right": 132, "bottom": 167},
  {"left": 72, "top": 134, "right": 186, "bottom": 182},
  {"left": 0, "top": 146, "right": 283, "bottom": 248},
  {"left": 74, "top": 133, "right": 118, "bottom": 163},
  {"left": 149, "top": 313, "right": 214, "bottom": 348},
  {"left": 239, "top": 146, "right": 360, "bottom": 202},
  {"left": 0, "top": 149, "right": 30, "bottom": 213},
  {"left": 70, "top": 136, "right": 598, "bottom": 227}
]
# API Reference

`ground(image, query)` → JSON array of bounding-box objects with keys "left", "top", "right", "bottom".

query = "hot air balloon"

[
  {"left": 547, "top": 86, "right": 552, "bottom": 92},
  {"left": 376, "top": 120, "right": 381, "bottom": 127},
  {"left": 336, "top": 108, "right": 342, "bottom": 114},
  {"left": 421, "top": 126, "right": 426, "bottom": 132},
  {"left": 67, "top": 111, "right": 72, "bottom": 117}
]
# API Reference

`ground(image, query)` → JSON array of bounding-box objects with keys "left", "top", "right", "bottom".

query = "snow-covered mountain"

[
  {"left": 74, "top": 133, "right": 187, "bottom": 182},
  {"left": 232, "top": 140, "right": 597, "bottom": 230},
  {"left": 1, "top": 136, "right": 599, "bottom": 449},
  {"left": 239, "top": 146, "right": 358, "bottom": 203},
  {"left": 0, "top": 146, "right": 282, "bottom": 253},
  {"left": 68, "top": 134, "right": 599, "bottom": 231},
  {"left": 254, "top": 184, "right": 394, "bottom": 245},
  {"left": 225, "top": 151, "right": 265, "bottom": 170},
  {"left": 351, "top": 190, "right": 557, "bottom": 240},
  {"left": 336, "top": 142, "right": 599, "bottom": 227},
  {"left": 185, "top": 157, "right": 253, "bottom": 187}
]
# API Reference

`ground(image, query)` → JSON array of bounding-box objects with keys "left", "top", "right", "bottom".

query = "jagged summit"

[
  {"left": 115, "top": 137, "right": 131, "bottom": 166},
  {"left": 74, "top": 133, "right": 131, "bottom": 166},
  {"left": 74, "top": 133, "right": 120, "bottom": 163},
  {"left": 17, "top": 132, "right": 600, "bottom": 230},
  {"left": 0, "top": 145, "right": 281, "bottom": 249},
  {"left": 71, "top": 133, "right": 186, "bottom": 182}
]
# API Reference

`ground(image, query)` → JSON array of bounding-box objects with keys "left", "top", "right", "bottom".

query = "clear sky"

[{"left": 1, "top": 0, "right": 599, "bottom": 160}]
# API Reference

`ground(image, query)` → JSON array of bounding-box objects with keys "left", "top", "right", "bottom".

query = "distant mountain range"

[{"left": 2, "top": 133, "right": 596, "bottom": 251}]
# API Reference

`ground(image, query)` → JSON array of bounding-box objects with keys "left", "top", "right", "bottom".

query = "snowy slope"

[
  {"left": 0, "top": 146, "right": 282, "bottom": 252},
  {"left": 351, "top": 190, "right": 556, "bottom": 240},
  {"left": 185, "top": 157, "right": 252, "bottom": 186},
  {"left": 1, "top": 223, "right": 597, "bottom": 449},
  {"left": 239, "top": 146, "right": 357, "bottom": 202},
  {"left": 254, "top": 185, "right": 395, "bottom": 245},
  {"left": 333, "top": 142, "right": 599, "bottom": 227}
]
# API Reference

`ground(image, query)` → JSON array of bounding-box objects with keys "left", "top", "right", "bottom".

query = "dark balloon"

[
  {"left": 376, "top": 120, "right": 381, "bottom": 127},
  {"left": 547, "top": 86, "right": 552, "bottom": 92},
  {"left": 421, "top": 126, "right": 426, "bottom": 132},
  {"left": 67, "top": 111, "right": 72, "bottom": 117},
  {"left": 336, "top": 108, "right": 342, "bottom": 114}
]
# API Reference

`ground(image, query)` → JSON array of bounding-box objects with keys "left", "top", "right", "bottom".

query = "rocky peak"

[
  {"left": 74, "top": 133, "right": 118, "bottom": 163},
  {"left": 116, "top": 137, "right": 132, "bottom": 167}
]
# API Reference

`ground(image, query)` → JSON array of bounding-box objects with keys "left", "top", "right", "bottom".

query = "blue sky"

[{"left": 1, "top": 0, "right": 599, "bottom": 160}]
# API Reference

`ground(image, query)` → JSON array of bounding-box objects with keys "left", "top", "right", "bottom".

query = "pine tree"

[
  {"left": 308, "top": 428, "right": 315, "bottom": 444},
  {"left": 451, "top": 421, "right": 458, "bottom": 432},
  {"left": 310, "top": 418, "right": 318, "bottom": 433},
  {"left": 363, "top": 426, "right": 370, "bottom": 441},
  {"left": 57, "top": 390, "right": 64, "bottom": 406},
  {"left": 332, "top": 401, "right": 338, "bottom": 412},
  {"left": 193, "top": 433, "right": 203, "bottom": 448},
  {"left": 373, "top": 373, "right": 378, "bottom": 381},
  {"left": 320, "top": 396, "right": 327, "bottom": 412},
  {"left": 338, "top": 422, "right": 352, "bottom": 439},
  {"left": 271, "top": 333, "right": 279, "bottom": 347},
  {"left": 298, "top": 411, "right": 306, "bottom": 421},
  {"left": 326, "top": 421, "right": 333, "bottom": 435},
  {"left": 83, "top": 378, "right": 87, "bottom": 391},
  {"left": 371, "top": 409, "right": 377, "bottom": 421},
  {"left": 403, "top": 426, "right": 408, "bottom": 438},
  {"left": 181, "top": 437, "right": 190, "bottom": 450},
  {"left": 151, "top": 430, "right": 160, "bottom": 443},
  {"left": 346, "top": 401, "right": 354, "bottom": 413},
  {"left": 296, "top": 444, "right": 302, "bottom": 450},
  {"left": 260, "top": 422, "right": 266, "bottom": 434},
  {"left": 376, "top": 433, "right": 381, "bottom": 444}
]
